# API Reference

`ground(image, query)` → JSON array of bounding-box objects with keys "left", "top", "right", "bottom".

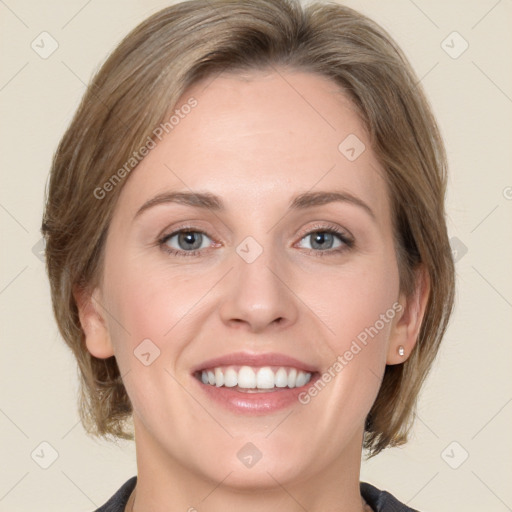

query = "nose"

[{"left": 218, "top": 244, "right": 299, "bottom": 333}]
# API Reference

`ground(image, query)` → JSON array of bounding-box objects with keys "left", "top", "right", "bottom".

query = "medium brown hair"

[{"left": 42, "top": 0, "right": 455, "bottom": 457}]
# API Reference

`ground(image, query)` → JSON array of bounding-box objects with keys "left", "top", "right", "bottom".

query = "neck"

[{"left": 130, "top": 418, "right": 368, "bottom": 512}]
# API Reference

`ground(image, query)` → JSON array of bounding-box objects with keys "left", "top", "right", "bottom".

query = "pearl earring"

[{"left": 398, "top": 345, "right": 405, "bottom": 357}]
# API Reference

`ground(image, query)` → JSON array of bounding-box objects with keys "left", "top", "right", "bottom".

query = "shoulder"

[
  {"left": 360, "top": 481, "right": 421, "bottom": 512},
  {"left": 92, "top": 476, "right": 137, "bottom": 512},
  {"left": 92, "top": 477, "right": 416, "bottom": 512}
]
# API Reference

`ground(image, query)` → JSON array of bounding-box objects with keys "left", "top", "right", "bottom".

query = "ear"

[
  {"left": 387, "top": 265, "right": 430, "bottom": 365},
  {"left": 73, "top": 284, "right": 115, "bottom": 359}
]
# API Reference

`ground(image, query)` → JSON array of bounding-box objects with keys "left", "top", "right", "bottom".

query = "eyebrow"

[
  {"left": 290, "top": 191, "right": 375, "bottom": 220},
  {"left": 134, "top": 190, "right": 375, "bottom": 220}
]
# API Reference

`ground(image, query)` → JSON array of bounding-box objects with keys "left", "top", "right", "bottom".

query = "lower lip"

[{"left": 192, "top": 373, "right": 319, "bottom": 415}]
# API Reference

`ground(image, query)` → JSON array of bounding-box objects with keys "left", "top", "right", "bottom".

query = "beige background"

[{"left": 1, "top": 0, "right": 511, "bottom": 510}]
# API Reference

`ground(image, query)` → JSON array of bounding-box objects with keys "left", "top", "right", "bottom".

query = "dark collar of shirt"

[{"left": 93, "top": 476, "right": 420, "bottom": 512}]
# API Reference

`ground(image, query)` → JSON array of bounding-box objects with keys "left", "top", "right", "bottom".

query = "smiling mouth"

[{"left": 194, "top": 365, "right": 316, "bottom": 392}]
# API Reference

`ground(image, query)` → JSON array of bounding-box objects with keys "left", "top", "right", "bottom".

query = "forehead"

[{"left": 115, "top": 69, "right": 389, "bottom": 220}]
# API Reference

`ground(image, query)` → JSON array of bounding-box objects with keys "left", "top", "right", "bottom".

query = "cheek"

[
  {"left": 301, "top": 259, "right": 399, "bottom": 340},
  {"left": 301, "top": 256, "right": 400, "bottom": 364},
  {"left": 99, "top": 262, "right": 206, "bottom": 416},
  {"left": 101, "top": 255, "right": 216, "bottom": 362},
  {"left": 293, "top": 259, "right": 400, "bottom": 430}
]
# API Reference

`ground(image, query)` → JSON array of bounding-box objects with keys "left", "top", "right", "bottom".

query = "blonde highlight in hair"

[{"left": 42, "top": 0, "right": 455, "bottom": 457}]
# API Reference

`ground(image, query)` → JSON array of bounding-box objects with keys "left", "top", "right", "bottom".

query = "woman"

[{"left": 41, "top": 0, "right": 455, "bottom": 510}]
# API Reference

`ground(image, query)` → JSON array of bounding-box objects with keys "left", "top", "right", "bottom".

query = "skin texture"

[{"left": 76, "top": 69, "right": 429, "bottom": 512}]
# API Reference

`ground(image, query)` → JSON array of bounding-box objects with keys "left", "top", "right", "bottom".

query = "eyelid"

[
  {"left": 158, "top": 225, "right": 219, "bottom": 247},
  {"left": 295, "top": 222, "right": 354, "bottom": 245},
  {"left": 157, "top": 221, "right": 217, "bottom": 242},
  {"left": 157, "top": 221, "right": 355, "bottom": 257},
  {"left": 158, "top": 222, "right": 352, "bottom": 243}
]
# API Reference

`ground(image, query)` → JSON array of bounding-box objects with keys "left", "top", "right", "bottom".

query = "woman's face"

[{"left": 83, "top": 69, "right": 412, "bottom": 492}]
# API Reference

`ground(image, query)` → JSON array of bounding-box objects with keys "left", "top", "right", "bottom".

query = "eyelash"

[{"left": 157, "top": 223, "right": 354, "bottom": 258}]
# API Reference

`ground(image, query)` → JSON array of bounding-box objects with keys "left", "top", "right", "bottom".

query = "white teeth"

[
  {"left": 256, "top": 367, "right": 275, "bottom": 389},
  {"left": 238, "top": 366, "right": 256, "bottom": 388},
  {"left": 287, "top": 368, "right": 297, "bottom": 388},
  {"left": 275, "top": 367, "right": 288, "bottom": 387},
  {"left": 214, "top": 368, "right": 224, "bottom": 387},
  {"left": 295, "top": 371, "right": 309, "bottom": 387},
  {"left": 199, "top": 365, "right": 313, "bottom": 389},
  {"left": 224, "top": 367, "right": 238, "bottom": 387}
]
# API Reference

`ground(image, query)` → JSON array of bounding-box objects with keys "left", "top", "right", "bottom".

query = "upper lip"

[{"left": 191, "top": 352, "right": 319, "bottom": 374}]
